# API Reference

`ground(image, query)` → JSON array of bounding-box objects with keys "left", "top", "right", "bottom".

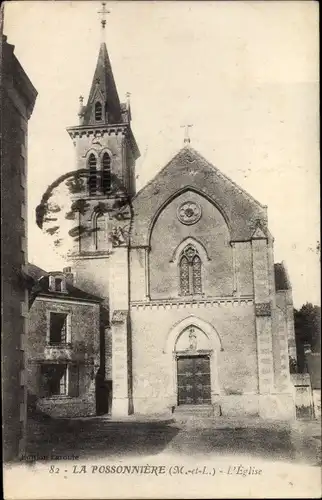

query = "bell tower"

[
  {"left": 64, "top": 5, "right": 139, "bottom": 417},
  {"left": 65, "top": 3, "right": 140, "bottom": 296}
]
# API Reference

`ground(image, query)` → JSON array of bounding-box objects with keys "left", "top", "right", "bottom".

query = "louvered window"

[
  {"left": 95, "top": 102, "right": 102, "bottom": 121},
  {"left": 88, "top": 154, "right": 97, "bottom": 195},
  {"left": 101, "top": 153, "right": 111, "bottom": 193}
]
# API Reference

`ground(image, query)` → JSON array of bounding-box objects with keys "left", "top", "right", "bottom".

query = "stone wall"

[
  {"left": 148, "top": 190, "right": 234, "bottom": 299},
  {"left": 27, "top": 298, "right": 100, "bottom": 417},
  {"left": 1, "top": 25, "right": 37, "bottom": 461},
  {"left": 130, "top": 300, "right": 259, "bottom": 415},
  {"left": 292, "top": 373, "right": 314, "bottom": 419},
  {"left": 72, "top": 257, "right": 110, "bottom": 305}
]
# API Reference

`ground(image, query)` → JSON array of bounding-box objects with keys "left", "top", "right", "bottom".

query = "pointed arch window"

[
  {"left": 88, "top": 154, "right": 97, "bottom": 195},
  {"left": 179, "top": 255, "right": 190, "bottom": 296},
  {"left": 179, "top": 245, "right": 203, "bottom": 295},
  {"left": 94, "top": 212, "right": 107, "bottom": 251},
  {"left": 95, "top": 102, "right": 102, "bottom": 121},
  {"left": 101, "top": 152, "right": 111, "bottom": 193}
]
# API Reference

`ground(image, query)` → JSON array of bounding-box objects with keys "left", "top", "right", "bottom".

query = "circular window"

[{"left": 177, "top": 201, "right": 202, "bottom": 225}]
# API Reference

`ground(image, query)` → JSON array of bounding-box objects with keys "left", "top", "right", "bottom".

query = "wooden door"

[{"left": 177, "top": 355, "right": 211, "bottom": 405}]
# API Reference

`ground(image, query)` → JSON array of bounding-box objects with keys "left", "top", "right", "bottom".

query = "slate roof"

[
  {"left": 83, "top": 42, "right": 122, "bottom": 126},
  {"left": 66, "top": 41, "right": 140, "bottom": 160},
  {"left": 27, "top": 263, "right": 102, "bottom": 304}
]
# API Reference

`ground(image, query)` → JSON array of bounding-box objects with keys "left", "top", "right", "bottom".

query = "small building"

[{"left": 26, "top": 264, "right": 109, "bottom": 418}]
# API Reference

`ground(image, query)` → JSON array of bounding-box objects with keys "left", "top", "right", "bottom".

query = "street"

[{"left": 26, "top": 415, "right": 321, "bottom": 466}]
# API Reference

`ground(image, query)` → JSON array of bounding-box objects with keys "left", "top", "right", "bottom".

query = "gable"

[{"left": 131, "top": 147, "right": 268, "bottom": 246}]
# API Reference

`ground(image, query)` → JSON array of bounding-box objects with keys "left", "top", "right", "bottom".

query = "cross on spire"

[
  {"left": 98, "top": 2, "right": 110, "bottom": 31},
  {"left": 181, "top": 124, "right": 193, "bottom": 145}
]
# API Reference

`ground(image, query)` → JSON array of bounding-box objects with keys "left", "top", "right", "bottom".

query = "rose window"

[{"left": 177, "top": 201, "right": 202, "bottom": 225}]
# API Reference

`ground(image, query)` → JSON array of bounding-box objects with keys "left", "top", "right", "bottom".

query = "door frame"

[
  {"left": 176, "top": 351, "right": 212, "bottom": 405},
  {"left": 173, "top": 348, "right": 219, "bottom": 406},
  {"left": 166, "top": 317, "right": 223, "bottom": 408}
]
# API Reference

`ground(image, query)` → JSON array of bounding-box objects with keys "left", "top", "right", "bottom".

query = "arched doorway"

[{"left": 175, "top": 326, "right": 212, "bottom": 406}]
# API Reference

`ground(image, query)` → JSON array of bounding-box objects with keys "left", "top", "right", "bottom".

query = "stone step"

[{"left": 174, "top": 404, "right": 221, "bottom": 418}]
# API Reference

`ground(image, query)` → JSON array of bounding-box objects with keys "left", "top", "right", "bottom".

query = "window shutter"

[
  {"left": 38, "top": 364, "right": 47, "bottom": 398},
  {"left": 49, "top": 275, "right": 55, "bottom": 291},
  {"left": 68, "top": 364, "right": 79, "bottom": 397}
]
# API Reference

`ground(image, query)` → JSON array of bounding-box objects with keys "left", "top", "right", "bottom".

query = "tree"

[{"left": 294, "top": 303, "right": 321, "bottom": 372}]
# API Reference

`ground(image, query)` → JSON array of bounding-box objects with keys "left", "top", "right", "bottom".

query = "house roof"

[{"left": 27, "top": 263, "right": 102, "bottom": 304}]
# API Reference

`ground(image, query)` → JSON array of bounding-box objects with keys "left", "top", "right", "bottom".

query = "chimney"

[{"left": 63, "top": 266, "right": 74, "bottom": 286}]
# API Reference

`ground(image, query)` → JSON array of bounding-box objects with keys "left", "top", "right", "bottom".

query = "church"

[{"left": 35, "top": 7, "right": 297, "bottom": 421}]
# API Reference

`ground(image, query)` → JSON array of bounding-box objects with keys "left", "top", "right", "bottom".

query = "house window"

[
  {"left": 54, "top": 278, "right": 63, "bottom": 292},
  {"left": 49, "top": 312, "right": 69, "bottom": 344},
  {"left": 49, "top": 275, "right": 66, "bottom": 292},
  {"left": 41, "top": 364, "right": 68, "bottom": 396},
  {"left": 95, "top": 102, "right": 102, "bottom": 121},
  {"left": 101, "top": 153, "right": 111, "bottom": 193},
  {"left": 88, "top": 154, "right": 97, "bottom": 195},
  {"left": 179, "top": 245, "right": 203, "bottom": 295}
]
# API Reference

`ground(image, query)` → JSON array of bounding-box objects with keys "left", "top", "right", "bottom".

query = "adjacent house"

[{"left": 26, "top": 264, "right": 109, "bottom": 418}]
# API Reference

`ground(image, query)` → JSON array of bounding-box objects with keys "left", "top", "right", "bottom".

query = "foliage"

[
  {"left": 294, "top": 303, "right": 321, "bottom": 352},
  {"left": 36, "top": 168, "right": 88, "bottom": 229},
  {"left": 65, "top": 199, "right": 90, "bottom": 220},
  {"left": 36, "top": 168, "right": 134, "bottom": 256},
  {"left": 294, "top": 303, "right": 321, "bottom": 372},
  {"left": 45, "top": 226, "right": 59, "bottom": 235},
  {"left": 65, "top": 176, "right": 85, "bottom": 194},
  {"left": 68, "top": 225, "right": 88, "bottom": 238}
]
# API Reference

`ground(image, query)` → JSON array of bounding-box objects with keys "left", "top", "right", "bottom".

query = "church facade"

[{"left": 57, "top": 34, "right": 297, "bottom": 420}]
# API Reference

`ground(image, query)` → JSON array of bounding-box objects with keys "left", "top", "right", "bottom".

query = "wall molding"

[{"left": 130, "top": 296, "right": 254, "bottom": 311}]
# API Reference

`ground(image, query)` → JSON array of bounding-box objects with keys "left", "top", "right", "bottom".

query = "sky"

[{"left": 4, "top": 1, "right": 320, "bottom": 308}]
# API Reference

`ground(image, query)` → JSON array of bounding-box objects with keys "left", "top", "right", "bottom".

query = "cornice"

[
  {"left": 130, "top": 296, "right": 254, "bottom": 311},
  {"left": 66, "top": 123, "right": 130, "bottom": 140},
  {"left": 34, "top": 294, "right": 100, "bottom": 306},
  {"left": 67, "top": 251, "right": 112, "bottom": 261}
]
